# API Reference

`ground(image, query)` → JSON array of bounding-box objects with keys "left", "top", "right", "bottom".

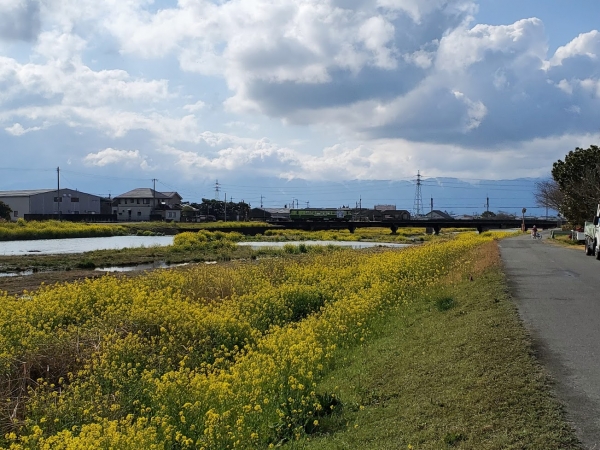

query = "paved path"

[{"left": 500, "top": 234, "right": 600, "bottom": 449}]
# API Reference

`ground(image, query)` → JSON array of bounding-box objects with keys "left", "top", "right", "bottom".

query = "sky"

[{"left": 0, "top": 0, "right": 599, "bottom": 210}]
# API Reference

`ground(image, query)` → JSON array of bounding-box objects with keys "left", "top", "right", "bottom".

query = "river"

[
  {"left": 0, "top": 236, "right": 410, "bottom": 256},
  {"left": 0, "top": 236, "right": 175, "bottom": 256}
]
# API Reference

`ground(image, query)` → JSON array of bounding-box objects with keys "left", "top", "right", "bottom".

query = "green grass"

[
  {"left": 550, "top": 235, "right": 582, "bottom": 246},
  {"left": 286, "top": 244, "right": 580, "bottom": 450}
]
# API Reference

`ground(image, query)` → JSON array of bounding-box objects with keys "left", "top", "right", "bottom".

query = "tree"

[
  {"left": 481, "top": 211, "right": 496, "bottom": 218},
  {"left": 552, "top": 145, "right": 600, "bottom": 224},
  {"left": 534, "top": 179, "right": 564, "bottom": 212},
  {"left": 0, "top": 201, "right": 11, "bottom": 221}
]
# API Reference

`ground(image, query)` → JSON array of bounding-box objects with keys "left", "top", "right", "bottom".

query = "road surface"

[{"left": 500, "top": 233, "right": 600, "bottom": 449}]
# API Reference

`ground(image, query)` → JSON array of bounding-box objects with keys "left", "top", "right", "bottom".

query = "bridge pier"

[
  {"left": 426, "top": 226, "right": 441, "bottom": 235},
  {"left": 348, "top": 225, "right": 356, "bottom": 234},
  {"left": 390, "top": 225, "right": 398, "bottom": 234}
]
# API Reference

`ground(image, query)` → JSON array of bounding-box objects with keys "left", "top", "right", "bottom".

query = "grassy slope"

[{"left": 289, "top": 242, "right": 580, "bottom": 449}]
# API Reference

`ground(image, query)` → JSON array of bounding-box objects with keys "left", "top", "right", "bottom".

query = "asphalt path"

[{"left": 500, "top": 233, "right": 600, "bottom": 449}]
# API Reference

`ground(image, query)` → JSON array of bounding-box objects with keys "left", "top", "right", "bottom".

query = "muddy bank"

[{"left": 0, "top": 269, "right": 113, "bottom": 296}]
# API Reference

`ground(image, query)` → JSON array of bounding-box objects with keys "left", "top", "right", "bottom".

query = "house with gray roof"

[
  {"left": 113, "top": 188, "right": 182, "bottom": 222},
  {"left": 0, "top": 189, "right": 102, "bottom": 221},
  {"left": 425, "top": 210, "right": 454, "bottom": 220}
]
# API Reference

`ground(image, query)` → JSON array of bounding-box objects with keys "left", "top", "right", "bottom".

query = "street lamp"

[{"left": 521, "top": 208, "right": 527, "bottom": 233}]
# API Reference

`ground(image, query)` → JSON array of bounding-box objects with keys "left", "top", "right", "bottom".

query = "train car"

[
  {"left": 354, "top": 209, "right": 411, "bottom": 222},
  {"left": 290, "top": 208, "right": 352, "bottom": 221}
]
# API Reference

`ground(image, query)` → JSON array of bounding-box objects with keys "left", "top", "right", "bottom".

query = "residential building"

[
  {"left": 0, "top": 189, "right": 102, "bottom": 221},
  {"left": 113, "top": 188, "right": 182, "bottom": 222},
  {"left": 424, "top": 210, "right": 454, "bottom": 220}
]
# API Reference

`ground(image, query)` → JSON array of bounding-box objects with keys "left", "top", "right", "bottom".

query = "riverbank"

[
  {"left": 0, "top": 220, "right": 274, "bottom": 241},
  {"left": 0, "top": 227, "right": 430, "bottom": 274},
  {"left": 0, "top": 233, "right": 579, "bottom": 449},
  {"left": 289, "top": 240, "right": 580, "bottom": 449}
]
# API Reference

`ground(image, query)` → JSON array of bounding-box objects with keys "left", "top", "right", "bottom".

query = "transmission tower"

[
  {"left": 412, "top": 171, "right": 424, "bottom": 218},
  {"left": 214, "top": 179, "right": 221, "bottom": 200}
]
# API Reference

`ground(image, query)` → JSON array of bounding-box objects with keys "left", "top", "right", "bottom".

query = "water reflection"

[
  {"left": 238, "top": 240, "right": 409, "bottom": 250},
  {"left": 0, "top": 236, "right": 175, "bottom": 256},
  {"left": 95, "top": 262, "right": 189, "bottom": 273},
  {"left": 0, "top": 270, "right": 35, "bottom": 278}
]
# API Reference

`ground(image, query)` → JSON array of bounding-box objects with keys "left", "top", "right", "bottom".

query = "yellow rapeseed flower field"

[
  {"left": 0, "top": 232, "right": 513, "bottom": 449},
  {"left": 0, "top": 219, "right": 127, "bottom": 241}
]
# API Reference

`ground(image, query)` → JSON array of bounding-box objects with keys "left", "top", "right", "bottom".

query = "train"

[
  {"left": 290, "top": 208, "right": 352, "bottom": 221},
  {"left": 288, "top": 208, "right": 411, "bottom": 222}
]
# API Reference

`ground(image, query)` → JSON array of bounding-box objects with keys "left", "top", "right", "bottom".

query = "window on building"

[
  {"left": 54, "top": 197, "right": 63, "bottom": 202},
  {"left": 137, "top": 199, "right": 140, "bottom": 204},
  {"left": 137, "top": 211, "right": 142, "bottom": 216},
  {"left": 71, "top": 197, "right": 79, "bottom": 203},
  {"left": 143, "top": 199, "right": 150, "bottom": 204},
  {"left": 13, "top": 211, "right": 18, "bottom": 217}
]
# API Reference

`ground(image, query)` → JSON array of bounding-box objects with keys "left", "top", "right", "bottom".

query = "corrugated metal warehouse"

[{"left": 0, "top": 189, "right": 102, "bottom": 221}]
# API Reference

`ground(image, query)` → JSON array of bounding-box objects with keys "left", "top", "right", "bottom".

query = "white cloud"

[
  {"left": 183, "top": 100, "right": 206, "bottom": 112},
  {"left": 452, "top": 90, "right": 487, "bottom": 130},
  {"left": 435, "top": 18, "right": 547, "bottom": 72},
  {"left": 4, "top": 122, "right": 41, "bottom": 135},
  {"left": 83, "top": 148, "right": 151, "bottom": 169},
  {"left": 548, "top": 30, "right": 600, "bottom": 67},
  {"left": 404, "top": 49, "right": 434, "bottom": 69},
  {"left": 556, "top": 79, "right": 573, "bottom": 94},
  {"left": 159, "top": 132, "right": 595, "bottom": 182},
  {"left": 2, "top": 0, "right": 600, "bottom": 188}
]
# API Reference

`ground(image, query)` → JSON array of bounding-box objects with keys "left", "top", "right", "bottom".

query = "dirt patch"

[{"left": 0, "top": 270, "right": 132, "bottom": 296}]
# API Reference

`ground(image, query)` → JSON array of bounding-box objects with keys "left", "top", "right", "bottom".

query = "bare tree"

[{"left": 534, "top": 179, "right": 564, "bottom": 212}]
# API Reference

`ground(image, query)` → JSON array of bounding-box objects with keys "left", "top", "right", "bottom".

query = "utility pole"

[
  {"left": 224, "top": 193, "right": 227, "bottom": 222},
  {"left": 260, "top": 195, "right": 264, "bottom": 208},
  {"left": 57, "top": 166, "right": 61, "bottom": 220},
  {"left": 486, "top": 196, "right": 489, "bottom": 213},
  {"left": 152, "top": 178, "right": 157, "bottom": 217},
  {"left": 431, "top": 197, "right": 433, "bottom": 215},
  {"left": 305, "top": 201, "right": 309, "bottom": 208}
]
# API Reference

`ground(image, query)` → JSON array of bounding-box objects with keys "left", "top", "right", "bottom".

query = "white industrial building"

[{"left": 0, "top": 189, "right": 103, "bottom": 221}]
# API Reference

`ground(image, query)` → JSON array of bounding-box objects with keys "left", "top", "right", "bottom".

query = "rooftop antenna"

[{"left": 412, "top": 171, "right": 424, "bottom": 218}]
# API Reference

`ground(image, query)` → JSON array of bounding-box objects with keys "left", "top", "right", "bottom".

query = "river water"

[
  {"left": 0, "top": 236, "right": 175, "bottom": 256},
  {"left": 0, "top": 236, "right": 409, "bottom": 256}
]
